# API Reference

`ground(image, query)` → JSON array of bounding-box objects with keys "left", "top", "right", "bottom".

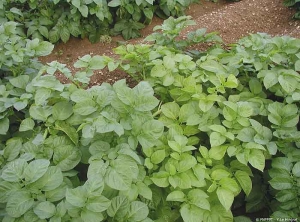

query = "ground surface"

[{"left": 40, "top": 0, "right": 300, "bottom": 85}]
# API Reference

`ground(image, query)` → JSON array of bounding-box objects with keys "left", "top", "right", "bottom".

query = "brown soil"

[{"left": 40, "top": 0, "right": 300, "bottom": 86}]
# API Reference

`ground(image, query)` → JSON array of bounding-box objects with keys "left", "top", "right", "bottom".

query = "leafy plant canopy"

[
  {"left": 0, "top": 0, "right": 197, "bottom": 42},
  {"left": 0, "top": 16, "right": 300, "bottom": 221}
]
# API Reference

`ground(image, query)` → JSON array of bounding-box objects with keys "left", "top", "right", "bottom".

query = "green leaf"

[
  {"left": 272, "top": 157, "right": 293, "bottom": 171},
  {"left": 35, "top": 41, "right": 54, "bottom": 56},
  {"left": 108, "top": 0, "right": 121, "bottom": 7},
  {"left": 86, "top": 196, "right": 111, "bottom": 213},
  {"left": 211, "top": 169, "right": 231, "bottom": 181},
  {"left": 166, "top": 190, "right": 186, "bottom": 202},
  {"left": 78, "top": 5, "right": 89, "bottom": 17},
  {"left": 219, "top": 177, "right": 241, "bottom": 196},
  {"left": 81, "top": 209, "right": 104, "bottom": 222},
  {"left": 105, "top": 156, "right": 138, "bottom": 190},
  {"left": 4, "top": 138, "right": 22, "bottom": 161},
  {"left": 180, "top": 203, "right": 204, "bottom": 222},
  {"left": 292, "top": 162, "right": 300, "bottom": 177},
  {"left": 29, "top": 105, "right": 52, "bottom": 121},
  {"left": 60, "top": 26, "right": 70, "bottom": 43},
  {"left": 1, "top": 159, "right": 27, "bottom": 182},
  {"left": 295, "top": 60, "right": 300, "bottom": 71},
  {"left": 263, "top": 70, "right": 278, "bottom": 89},
  {"left": 55, "top": 121, "right": 79, "bottom": 145},
  {"left": 216, "top": 187, "right": 234, "bottom": 211},
  {"left": 73, "top": 100, "right": 97, "bottom": 116},
  {"left": 72, "top": 0, "right": 81, "bottom": 8},
  {"left": 33, "top": 201, "right": 56, "bottom": 219},
  {"left": 113, "top": 80, "right": 135, "bottom": 105},
  {"left": 71, "top": 89, "right": 93, "bottom": 102},
  {"left": 209, "top": 145, "right": 228, "bottom": 160},
  {"left": 200, "top": 60, "right": 226, "bottom": 74},
  {"left": 210, "top": 132, "right": 226, "bottom": 147},
  {"left": 52, "top": 101, "right": 73, "bottom": 120},
  {"left": 177, "top": 154, "right": 197, "bottom": 172},
  {"left": 151, "top": 150, "right": 166, "bottom": 164},
  {"left": 105, "top": 166, "right": 132, "bottom": 191},
  {"left": 199, "top": 99, "right": 214, "bottom": 112},
  {"left": 38, "top": 26, "right": 49, "bottom": 38},
  {"left": 24, "top": 159, "right": 50, "bottom": 183},
  {"left": 278, "top": 74, "right": 297, "bottom": 93},
  {"left": 187, "top": 189, "right": 210, "bottom": 210},
  {"left": 35, "top": 88, "right": 52, "bottom": 105},
  {"left": 9, "top": 75, "right": 29, "bottom": 89},
  {"left": 238, "top": 102, "right": 253, "bottom": 117},
  {"left": 151, "top": 171, "right": 170, "bottom": 187},
  {"left": 144, "top": 8, "right": 153, "bottom": 19},
  {"left": 0, "top": 117, "right": 9, "bottom": 135},
  {"left": 107, "top": 196, "right": 129, "bottom": 219},
  {"left": 249, "top": 78, "right": 262, "bottom": 94},
  {"left": 248, "top": 149, "right": 265, "bottom": 172},
  {"left": 127, "top": 201, "right": 149, "bottom": 221},
  {"left": 134, "top": 95, "right": 159, "bottom": 112},
  {"left": 276, "top": 190, "right": 296, "bottom": 202},
  {"left": 234, "top": 170, "right": 252, "bottom": 196},
  {"left": 6, "top": 191, "right": 34, "bottom": 218},
  {"left": 137, "top": 182, "right": 152, "bottom": 200},
  {"left": 32, "top": 166, "right": 63, "bottom": 191},
  {"left": 19, "top": 118, "right": 35, "bottom": 131},
  {"left": 66, "top": 186, "right": 87, "bottom": 207},
  {"left": 53, "top": 145, "right": 81, "bottom": 171},
  {"left": 161, "top": 102, "right": 180, "bottom": 120},
  {"left": 150, "top": 64, "right": 168, "bottom": 77},
  {"left": 269, "top": 177, "right": 293, "bottom": 190}
]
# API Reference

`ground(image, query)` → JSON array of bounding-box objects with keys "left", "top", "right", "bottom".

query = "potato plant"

[
  {"left": 0, "top": 0, "right": 197, "bottom": 43},
  {"left": 0, "top": 17, "right": 300, "bottom": 221}
]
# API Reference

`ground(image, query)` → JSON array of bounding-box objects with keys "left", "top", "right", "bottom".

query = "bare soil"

[{"left": 40, "top": 0, "right": 300, "bottom": 86}]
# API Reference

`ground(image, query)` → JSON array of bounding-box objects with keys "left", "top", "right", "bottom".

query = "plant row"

[
  {"left": 0, "top": 17, "right": 300, "bottom": 221},
  {"left": 0, "top": 0, "right": 196, "bottom": 43}
]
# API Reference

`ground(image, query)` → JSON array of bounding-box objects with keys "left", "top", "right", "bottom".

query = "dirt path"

[
  {"left": 41, "top": 0, "right": 300, "bottom": 85},
  {"left": 184, "top": 0, "right": 300, "bottom": 43}
]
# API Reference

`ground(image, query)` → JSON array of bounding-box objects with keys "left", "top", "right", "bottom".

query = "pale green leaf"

[
  {"left": 248, "top": 149, "right": 265, "bottom": 172},
  {"left": 34, "top": 201, "right": 56, "bottom": 219},
  {"left": 53, "top": 145, "right": 81, "bottom": 171},
  {"left": 107, "top": 196, "right": 129, "bottom": 219},
  {"left": 151, "top": 150, "right": 166, "bottom": 164},
  {"left": 0, "top": 117, "right": 9, "bottom": 135},
  {"left": 52, "top": 101, "right": 73, "bottom": 120},
  {"left": 1, "top": 159, "right": 28, "bottom": 182},
  {"left": 234, "top": 170, "right": 252, "bottom": 196},
  {"left": 210, "top": 132, "right": 226, "bottom": 147},
  {"left": 19, "top": 118, "right": 35, "bottom": 132},
  {"left": 81, "top": 209, "right": 104, "bottom": 222},
  {"left": 32, "top": 166, "right": 63, "bottom": 191},
  {"left": 180, "top": 203, "right": 204, "bottom": 222},
  {"left": 24, "top": 159, "right": 50, "bottom": 183},
  {"left": 66, "top": 186, "right": 87, "bottom": 207},
  {"left": 9, "top": 75, "right": 29, "bottom": 89},
  {"left": 161, "top": 102, "right": 180, "bottom": 120},
  {"left": 166, "top": 190, "right": 185, "bottom": 202},
  {"left": 86, "top": 196, "right": 111, "bottom": 213},
  {"left": 216, "top": 187, "right": 234, "bottom": 211},
  {"left": 127, "top": 201, "right": 149, "bottom": 221},
  {"left": 209, "top": 145, "right": 228, "bottom": 160},
  {"left": 6, "top": 191, "right": 34, "bottom": 218}
]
